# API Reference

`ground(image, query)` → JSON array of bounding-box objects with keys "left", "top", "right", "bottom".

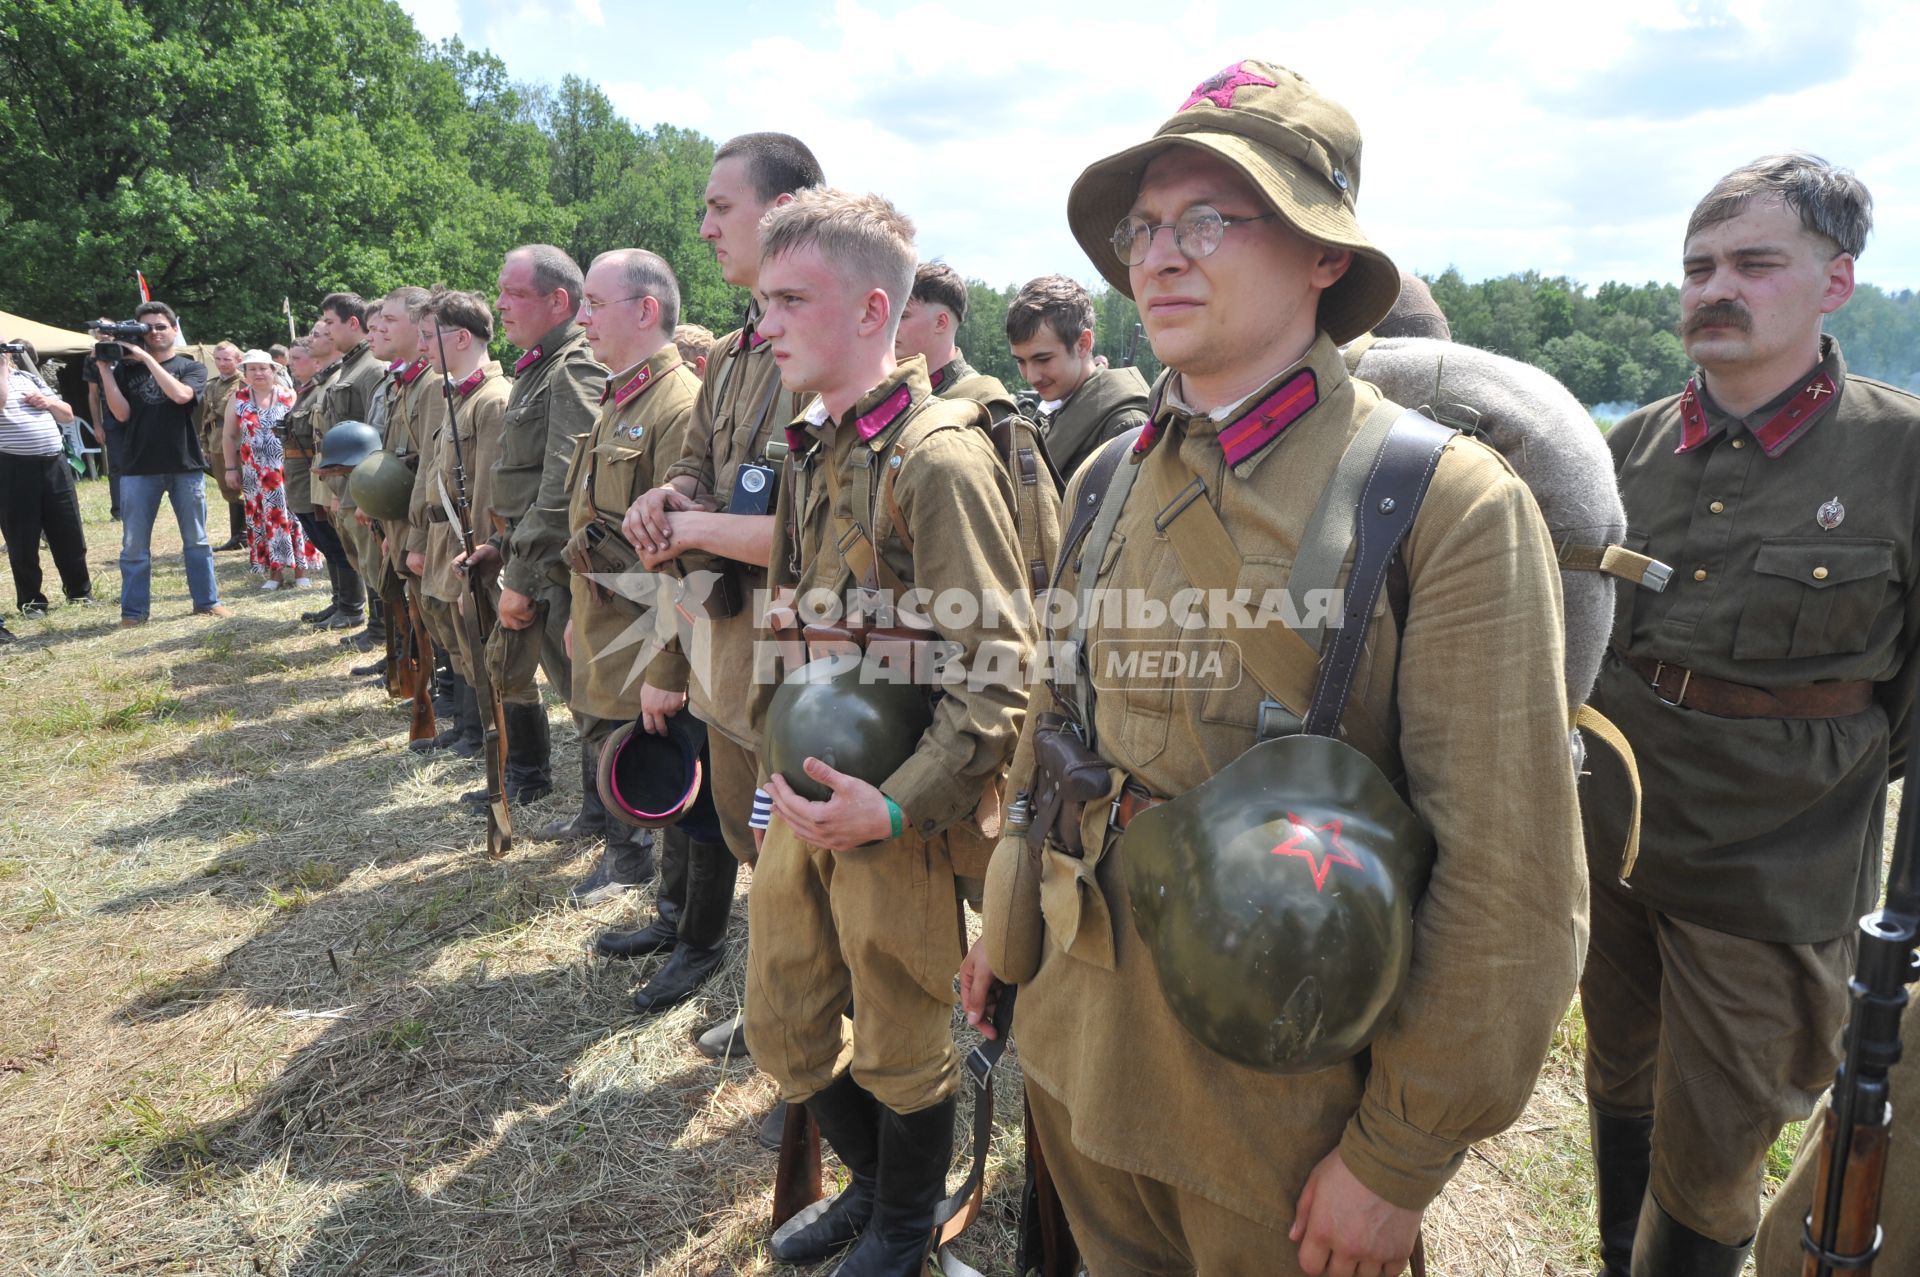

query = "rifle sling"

[
  {"left": 1285, "top": 400, "right": 1403, "bottom": 653},
  {"left": 931, "top": 986, "right": 1017, "bottom": 1276},
  {"left": 1053, "top": 429, "right": 1144, "bottom": 745}
]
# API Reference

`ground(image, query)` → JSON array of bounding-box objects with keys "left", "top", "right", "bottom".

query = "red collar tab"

[
  {"left": 856, "top": 383, "right": 913, "bottom": 442},
  {"left": 930, "top": 359, "right": 964, "bottom": 393},
  {"left": 608, "top": 363, "right": 657, "bottom": 407},
  {"left": 1217, "top": 369, "right": 1319, "bottom": 467},
  {"left": 398, "top": 359, "right": 428, "bottom": 386},
  {"left": 1675, "top": 379, "right": 1710, "bottom": 453},
  {"left": 1675, "top": 371, "right": 1838, "bottom": 457},
  {"left": 513, "top": 345, "right": 542, "bottom": 375},
  {"left": 738, "top": 323, "right": 768, "bottom": 355},
  {"left": 1182, "top": 62, "right": 1279, "bottom": 111},
  {"left": 454, "top": 367, "right": 487, "bottom": 398}
]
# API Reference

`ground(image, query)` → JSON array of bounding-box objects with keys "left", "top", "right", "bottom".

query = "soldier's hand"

[
  {"left": 563, "top": 617, "right": 574, "bottom": 661},
  {"left": 406, "top": 551, "right": 426, "bottom": 577},
  {"left": 354, "top": 510, "right": 371, "bottom": 529},
  {"left": 959, "top": 939, "right": 1005, "bottom": 1040},
  {"left": 456, "top": 542, "right": 501, "bottom": 575},
  {"left": 766, "top": 760, "right": 893, "bottom": 851},
  {"left": 1290, "top": 1148, "right": 1422, "bottom": 1277},
  {"left": 639, "top": 681, "right": 686, "bottom": 736},
  {"left": 625, "top": 483, "right": 695, "bottom": 557},
  {"left": 497, "top": 586, "right": 536, "bottom": 631}
]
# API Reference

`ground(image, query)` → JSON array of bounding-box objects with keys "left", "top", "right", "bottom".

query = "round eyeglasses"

[{"left": 1110, "top": 205, "right": 1279, "bottom": 266}]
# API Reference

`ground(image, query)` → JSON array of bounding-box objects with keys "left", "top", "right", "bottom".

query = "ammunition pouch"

[{"left": 672, "top": 549, "right": 743, "bottom": 620}]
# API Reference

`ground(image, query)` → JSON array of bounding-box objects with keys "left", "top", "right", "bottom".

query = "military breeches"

[
  {"left": 706, "top": 729, "right": 760, "bottom": 868},
  {"left": 420, "top": 595, "right": 463, "bottom": 681},
  {"left": 1025, "top": 1082, "right": 1307, "bottom": 1277},
  {"left": 743, "top": 820, "right": 966, "bottom": 1114},
  {"left": 1581, "top": 877, "right": 1853, "bottom": 1244},
  {"left": 484, "top": 578, "right": 568, "bottom": 707}
]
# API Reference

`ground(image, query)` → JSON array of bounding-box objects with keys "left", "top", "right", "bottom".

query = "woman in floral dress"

[{"left": 222, "top": 350, "right": 318, "bottom": 589}]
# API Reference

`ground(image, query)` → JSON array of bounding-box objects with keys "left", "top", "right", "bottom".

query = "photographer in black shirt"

[{"left": 94, "top": 301, "right": 228, "bottom": 624}]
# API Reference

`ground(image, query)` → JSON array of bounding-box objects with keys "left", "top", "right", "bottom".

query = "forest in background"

[{"left": 4, "top": 0, "right": 1915, "bottom": 409}]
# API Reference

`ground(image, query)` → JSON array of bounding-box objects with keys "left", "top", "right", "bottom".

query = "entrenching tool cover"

[
  {"left": 763, "top": 654, "right": 933, "bottom": 804},
  {"left": 348, "top": 449, "right": 417, "bottom": 522}
]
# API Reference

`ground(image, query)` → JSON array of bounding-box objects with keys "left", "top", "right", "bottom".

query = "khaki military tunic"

[
  {"left": 564, "top": 346, "right": 699, "bottom": 721},
  {"left": 743, "top": 358, "right": 1036, "bottom": 1114},
  {"left": 200, "top": 372, "right": 242, "bottom": 500},
  {"left": 653, "top": 308, "right": 808, "bottom": 750},
  {"left": 984, "top": 334, "right": 1583, "bottom": 1246},
  {"left": 283, "top": 364, "right": 338, "bottom": 515},
  {"left": 380, "top": 360, "right": 430, "bottom": 579},
  {"left": 312, "top": 339, "right": 383, "bottom": 508},
  {"left": 417, "top": 362, "right": 508, "bottom": 606},
  {"left": 494, "top": 321, "right": 606, "bottom": 595},
  {"left": 1038, "top": 363, "right": 1150, "bottom": 482}
]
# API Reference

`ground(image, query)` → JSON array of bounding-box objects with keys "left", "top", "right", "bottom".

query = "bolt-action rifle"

[
  {"left": 1801, "top": 701, "right": 1919, "bottom": 1276},
  {"left": 374, "top": 538, "right": 435, "bottom": 744},
  {"left": 431, "top": 325, "right": 513, "bottom": 858}
]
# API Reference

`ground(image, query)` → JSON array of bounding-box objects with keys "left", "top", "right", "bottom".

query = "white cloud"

[{"left": 398, "top": 0, "right": 462, "bottom": 43}]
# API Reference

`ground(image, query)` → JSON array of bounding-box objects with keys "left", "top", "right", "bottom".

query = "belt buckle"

[
  {"left": 1651, "top": 661, "right": 1691, "bottom": 706},
  {"left": 1108, "top": 789, "right": 1127, "bottom": 833}
]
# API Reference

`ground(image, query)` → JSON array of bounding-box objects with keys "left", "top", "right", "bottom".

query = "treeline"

[
  {"left": 1427, "top": 269, "right": 1920, "bottom": 408},
  {"left": 3, "top": 1, "right": 1910, "bottom": 410}
]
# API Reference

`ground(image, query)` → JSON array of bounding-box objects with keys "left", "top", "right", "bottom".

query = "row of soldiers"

[{"left": 209, "top": 60, "right": 1917, "bottom": 1277}]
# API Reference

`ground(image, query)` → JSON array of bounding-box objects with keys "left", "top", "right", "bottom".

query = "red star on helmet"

[{"left": 1269, "top": 813, "right": 1364, "bottom": 892}]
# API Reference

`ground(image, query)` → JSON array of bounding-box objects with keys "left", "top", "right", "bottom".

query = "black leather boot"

[
  {"left": 535, "top": 746, "right": 610, "bottom": 842},
  {"left": 769, "top": 1072, "right": 879, "bottom": 1264},
  {"left": 631, "top": 835, "right": 734, "bottom": 1013},
  {"left": 463, "top": 703, "right": 552, "bottom": 805},
  {"left": 831, "top": 1094, "right": 955, "bottom": 1276},
  {"left": 594, "top": 824, "right": 686, "bottom": 941},
  {"left": 1630, "top": 1195, "right": 1751, "bottom": 1277},
  {"left": 1591, "top": 1107, "right": 1652, "bottom": 1277},
  {"left": 430, "top": 659, "right": 457, "bottom": 719},
  {"left": 215, "top": 502, "right": 247, "bottom": 551}
]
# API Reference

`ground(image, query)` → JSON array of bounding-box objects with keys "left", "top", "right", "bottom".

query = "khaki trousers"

[
  {"left": 743, "top": 819, "right": 966, "bottom": 1114},
  {"left": 420, "top": 595, "right": 463, "bottom": 681},
  {"left": 705, "top": 729, "right": 760, "bottom": 868},
  {"left": 485, "top": 578, "right": 568, "bottom": 707},
  {"left": 1026, "top": 1082, "right": 1304, "bottom": 1276},
  {"left": 1753, "top": 993, "right": 1920, "bottom": 1276},
  {"left": 1581, "top": 877, "right": 1853, "bottom": 1244}
]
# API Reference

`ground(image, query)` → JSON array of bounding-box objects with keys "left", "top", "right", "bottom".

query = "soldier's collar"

[
  {"left": 785, "top": 356, "right": 930, "bottom": 454},
  {"left": 397, "top": 359, "right": 429, "bottom": 386},
  {"left": 929, "top": 356, "right": 974, "bottom": 394},
  {"left": 738, "top": 302, "right": 770, "bottom": 355},
  {"left": 341, "top": 340, "right": 372, "bottom": 366},
  {"left": 451, "top": 363, "right": 491, "bottom": 398},
  {"left": 603, "top": 345, "right": 683, "bottom": 407},
  {"left": 1678, "top": 336, "right": 1844, "bottom": 458},
  {"left": 514, "top": 321, "right": 585, "bottom": 375},
  {"left": 1137, "top": 332, "right": 1340, "bottom": 474}
]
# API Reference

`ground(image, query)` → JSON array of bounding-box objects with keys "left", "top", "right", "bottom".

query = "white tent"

[{"left": 0, "top": 310, "right": 95, "bottom": 358}]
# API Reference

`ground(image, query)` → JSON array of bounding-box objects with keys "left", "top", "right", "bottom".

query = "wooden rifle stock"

[
  {"left": 404, "top": 589, "right": 436, "bottom": 744},
  {"left": 771, "top": 1102, "right": 823, "bottom": 1231}
]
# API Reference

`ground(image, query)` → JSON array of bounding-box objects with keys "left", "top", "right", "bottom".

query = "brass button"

[
  {"left": 1731, "top": 439, "right": 1746, "bottom": 449},
  {"left": 1693, "top": 568, "right": 1709, "bottom": 582},
  {"left": 1813, "top": 566, "right": 1830, "bottom": 581},
  {"left": 1709, "top": 500, "right": 1725, "bottom": 514}
]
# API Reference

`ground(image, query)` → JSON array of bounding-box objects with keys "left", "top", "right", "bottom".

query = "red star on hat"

[
  {"left": 1269, "top": 813, "right": 1363, "bottom": 893},
  {"left": 1182, "top": 62, "right": 1279, "bottom": 111}
]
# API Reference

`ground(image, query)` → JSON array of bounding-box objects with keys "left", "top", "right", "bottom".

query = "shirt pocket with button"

[
  {"left": 1087, "top": 529, "right": 1178, "bottom": 770},
  {"left": 589, "top": 439, "right": 648, "bottom": 521},
  {"left": 495, "top": 390, "right": 551, "bottom": 482},
  {"left": 1734, "top": 537, "right": 1896, "bottom": 660}
]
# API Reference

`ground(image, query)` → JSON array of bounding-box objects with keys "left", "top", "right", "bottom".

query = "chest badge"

[
  {"left": 1816, "top": 496, "right": 1845, "bottom": 530},
  {"left": 625, "top": 423, "right": 646, "bottom": 441}
]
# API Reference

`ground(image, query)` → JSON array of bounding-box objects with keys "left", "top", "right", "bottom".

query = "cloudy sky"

[{"left": 398, "top": 0, "right": 1918, "bottom": 294}]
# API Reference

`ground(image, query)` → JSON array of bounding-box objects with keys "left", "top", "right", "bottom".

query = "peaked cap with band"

[{"left": 1067, "top": 59, "right": 1400, "bottom": 345}]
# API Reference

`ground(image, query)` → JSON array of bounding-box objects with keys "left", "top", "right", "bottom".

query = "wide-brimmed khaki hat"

[{"left": 1068, "top": 60, "right": 1399, "bottom": 344}]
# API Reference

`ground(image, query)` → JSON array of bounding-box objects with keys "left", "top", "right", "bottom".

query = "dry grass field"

[{"left": 0, "top": 477, "right": 1837, "bottom": 1275}]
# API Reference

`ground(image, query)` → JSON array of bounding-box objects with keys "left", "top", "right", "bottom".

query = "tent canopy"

[{"left": 1, "top": 310, "right": 96, "bottom": 358}]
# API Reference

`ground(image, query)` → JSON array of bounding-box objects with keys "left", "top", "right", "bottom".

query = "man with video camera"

[{"left": 93, "top": 301, "right": 229, "bottom": 625}]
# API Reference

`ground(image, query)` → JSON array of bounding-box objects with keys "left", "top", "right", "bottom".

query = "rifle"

[
  {"left": 1801, "top": 715, "right": 1919, "bottom": 1276},
  {"left": 430, "top": 325, "right": 513, "bottom": 858},
  {"left": 771, "top": 1101, "right": 822, "bottom": 1231},
  {"left": 405, "top": 589, "right": 435, "bottom": 744}
]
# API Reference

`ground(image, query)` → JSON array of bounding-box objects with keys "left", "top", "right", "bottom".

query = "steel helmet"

[
  {"left": 316, "top": 418, "right": 381, "bottom": 471},
  {"left": 763, "top": 653, "right": 933, "bottom": 804},
  {"left": 348, "top": 449, "right": 417, "bottom": 521},
  {"left": 1122, "top": 733, "right": 1434, "bottom": 1073}
]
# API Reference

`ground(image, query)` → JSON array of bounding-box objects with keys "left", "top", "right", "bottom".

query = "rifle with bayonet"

[
  {"left": 373, "top": 544, "right": 435, "bottom": 745},
  {"left": 1800, "top": 694, "right": 1919, "bottom": 1276},
  {"left": 430, "top": 326, "right": 513, "bottom": 858}
]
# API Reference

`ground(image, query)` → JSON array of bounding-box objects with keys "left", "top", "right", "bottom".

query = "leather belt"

[
  {"left": 1108, "top": 781, "right": 1165, "bottom": 832},
  {"left": 1625, "top": 654, "right": 1874, "bottom": 719},
  {"left": 284, "top": 447, "right": 314, "bottom": 458}
]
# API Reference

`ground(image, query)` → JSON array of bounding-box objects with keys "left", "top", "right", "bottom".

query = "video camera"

[
  {"left": 87, "top": 319, "right": 152, "bottom": 365},
  {"left": 0, "top": 340, "right": 31, "bottom": 358}
]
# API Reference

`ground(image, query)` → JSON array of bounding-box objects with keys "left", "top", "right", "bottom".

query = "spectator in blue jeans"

[{"left": 93, "top": 301, "right": 229, "bottom": 625}]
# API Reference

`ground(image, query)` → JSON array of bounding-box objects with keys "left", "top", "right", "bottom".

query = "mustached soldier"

[
  {"left": 1579, "top": 155, "right": 1920, "bottom": 1275},
  {"left": 960, "top": 61, "right": 1584, "bottom": 1275}
]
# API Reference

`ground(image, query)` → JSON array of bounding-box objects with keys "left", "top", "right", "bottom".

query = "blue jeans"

[{"left": 119, "top": 471, "right": 219, "bottom": 619}]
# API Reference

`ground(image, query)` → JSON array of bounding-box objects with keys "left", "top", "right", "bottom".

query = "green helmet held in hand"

[
  {"left": 764, "top": 653, "right": 934, "bottom": 805},
  {"left": 315, "top": 418, "right": 381, "bottom": 472},
  {"left": 348, "top": 449, "right": 418, "bottom": 522},
  {"left": 1122, "top": 733, "right": 1434, "bottom": 1074}
]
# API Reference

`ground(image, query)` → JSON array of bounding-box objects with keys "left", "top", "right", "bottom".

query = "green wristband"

[{"left": 884, "top": 795, "right": 903, "bottom": 839}]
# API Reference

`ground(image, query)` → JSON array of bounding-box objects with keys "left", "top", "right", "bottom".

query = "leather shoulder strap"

[
  {"left": 1053, "top": 428, "right": 1142, "bottom": 592},
  {"left": 1302, "top": 412, "right": 1457, "bottom": 738}
]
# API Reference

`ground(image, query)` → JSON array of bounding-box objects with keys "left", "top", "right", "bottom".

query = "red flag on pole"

[{"left": 136, "top": 271, "right": 151, "bottom": 303}]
